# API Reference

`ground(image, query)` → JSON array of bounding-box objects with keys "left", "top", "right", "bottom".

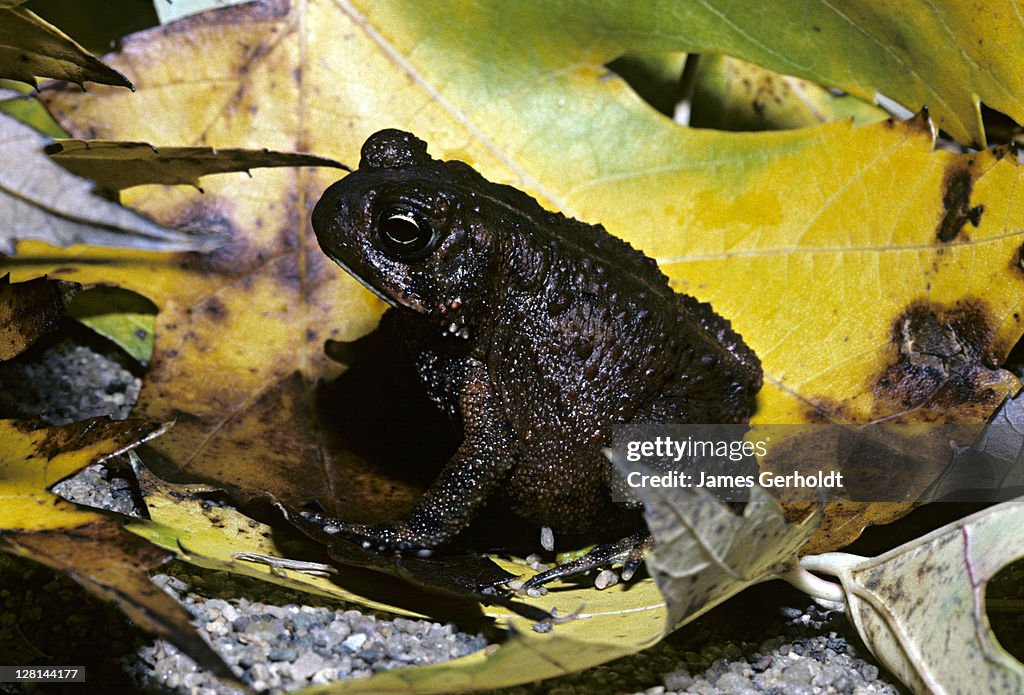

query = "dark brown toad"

[{"left": 310, "top": 129, "right": 762, "bottom": 584}]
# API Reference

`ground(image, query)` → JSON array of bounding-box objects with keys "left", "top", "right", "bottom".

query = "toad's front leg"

[{"left": 304, "top": 358, "right": 515, "bottom": 553}]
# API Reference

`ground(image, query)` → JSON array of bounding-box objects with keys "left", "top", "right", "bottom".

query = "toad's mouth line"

[{"left": 326, "top": 253, "right": 423, "bottom": 313}]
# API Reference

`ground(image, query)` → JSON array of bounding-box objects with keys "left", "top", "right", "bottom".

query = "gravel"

[
  {"left": 1, "top": 334, "right": 914, "bottom": 693},
  {"left": 127, "top": 571, "right": 486, "bottom": 693},
  {"left": 0, "top": 339, "right": 140, "bottom": 424}
]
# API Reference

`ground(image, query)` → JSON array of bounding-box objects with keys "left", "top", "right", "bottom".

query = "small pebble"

[
  {"left": 540, "top": 526, "right": 555, "bottom": 551},
  {"left": 594, "top": 569, "right": 619, "bottom": 589}
]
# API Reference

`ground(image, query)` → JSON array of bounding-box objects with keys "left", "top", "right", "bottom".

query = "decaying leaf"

[
  {"left": 756, "top": 421, "right": 996, "bottom": 553},
  {"left": 795, "top": 500, "right": 915, "bottom": 556},
  {"left": 46, "top": 139, "right": 347, "bottom": 192},
  {"left": 0, "top": 111, "right": 224, "bottom": 254},
  {"left": 0, "top": 417, "right": 240, "bottom": 684},
  {"left": 800, "top": 497, "right": 1024, "bottom": 694},
  {"left": 0, "top": 4, "right": 131, "bottom": 89},
  {"left": 666, "top": 114, "right": 1023, "bottom": 428},
  {"left": 0, "top": 273, "right": 80, "bottom": 360}
]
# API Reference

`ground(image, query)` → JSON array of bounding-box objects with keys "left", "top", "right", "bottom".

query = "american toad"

[{"left": 310, "top": 129, "right": 762, "bottom": 584}]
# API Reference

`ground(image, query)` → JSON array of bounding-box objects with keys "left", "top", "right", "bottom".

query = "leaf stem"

[{"left": 781, "top": 552, "right": 866, "bottom": 604}]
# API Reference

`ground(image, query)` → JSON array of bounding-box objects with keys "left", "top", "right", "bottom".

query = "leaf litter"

[{"left": 0, "top": 0, "right": 1019, "bottom": 691}]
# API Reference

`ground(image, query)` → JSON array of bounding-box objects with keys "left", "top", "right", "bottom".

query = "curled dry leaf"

[
  {"left": 611, "top": 452, "right": 820, "bottom": 631},
  {"left": 0, "top": 5, "right": 131, "bottom": 89},
  {"left": 0, "top": 273, "right": 80, "bottom": 360},
  {"left": 0, "top": 111, "right": 225, "bottom": 254},
  {"left": 46, "top": 139, "right": 347, "bottom": 192},
  {"left": 0, "top": 417, "right": 241, "bottom": 685},
  {"left": 918, "top": 390, "right": 1024, "bottom": 504},
  {"left": 800, "top": 497, "right": 1024, "bottom": 694}
]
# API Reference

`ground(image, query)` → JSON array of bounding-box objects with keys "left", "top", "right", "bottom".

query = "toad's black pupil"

[{"left": 381, "top": 214, "right": 429, "bottom": 248}]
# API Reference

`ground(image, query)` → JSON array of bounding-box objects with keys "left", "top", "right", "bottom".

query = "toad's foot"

[{"left": 522, "top": 529, "right": 654, "bottom": 590}]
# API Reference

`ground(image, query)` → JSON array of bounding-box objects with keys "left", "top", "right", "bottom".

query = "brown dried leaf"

[
  {"left": 794, "top": 500, "right": 913, "bottom": 555},
  {"left": 0, "top": 273, "right": 80, "bottom": 360},
  {"left": 2, "top": 523, "right": 241, "bottom": 684},
  {"left": 0, "top": 6, "right": 131, "bottom": 89},
  {"left": 47, "top": 139, "right": 346, "bottom": 192}
]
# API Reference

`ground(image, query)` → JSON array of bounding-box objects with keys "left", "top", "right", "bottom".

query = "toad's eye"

[{"left": 376, "top": 209, "right": 438, "bottom": 260}]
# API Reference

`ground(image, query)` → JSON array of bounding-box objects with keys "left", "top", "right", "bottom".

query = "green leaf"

[
  {"left": 65, "top": 286, "right": 157, "bottom": 363},
  {"left": 78, "top": 312, "right": 154, "bottom": 363},
  {"left": 0, "top": 81, "right": 67, "bottom": 136}
]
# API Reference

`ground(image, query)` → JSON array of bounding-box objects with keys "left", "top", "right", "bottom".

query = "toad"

[{"left": 310, "top": 129, "right": 762, "bottom": 586}]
